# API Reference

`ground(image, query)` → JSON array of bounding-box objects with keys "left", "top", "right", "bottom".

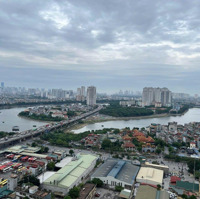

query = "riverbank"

[
  {"left": 18, "top": 114, "right": 52, "bottom": 123},
  {"left": 67, "top": 110, "right": 190, "bottom": 132}
]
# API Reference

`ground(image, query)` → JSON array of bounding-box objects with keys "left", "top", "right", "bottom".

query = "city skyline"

[{"left": 1, "top": 1, "right": 200, "bottom": 94}]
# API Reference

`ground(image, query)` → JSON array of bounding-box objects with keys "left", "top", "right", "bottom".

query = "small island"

[{"left": 18, "top": 105, "right": 76, "bottom": 122}]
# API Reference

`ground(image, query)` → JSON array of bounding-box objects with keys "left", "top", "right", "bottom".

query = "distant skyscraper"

[
  {"left": 1, "top": 82, "right": 4, "bottom": 88},
  {"left": 87, "top": 86, "right": 96, "bottom": 106},
  {"left": 76, "top": 86, "right": 85, "bottom": 101},
  {"left": 142, "top": 87, "right": 172, "bottom": 107},
  {"left": 81, "top": 86, "right": 85, "bottom": 97}
]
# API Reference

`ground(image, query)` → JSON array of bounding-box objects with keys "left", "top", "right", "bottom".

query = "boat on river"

[{"left": 12, "top": 126, "right": 20, "bottom": 131}]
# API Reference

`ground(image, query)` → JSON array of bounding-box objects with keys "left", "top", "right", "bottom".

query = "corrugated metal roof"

[
  {"left": 107, "top": 160, "right": 126, "bottom": 178},
  {"left": 44, "top": 154, "right": 97, "bottom": 188}
]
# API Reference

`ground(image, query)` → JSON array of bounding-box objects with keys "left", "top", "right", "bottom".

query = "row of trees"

[
  {"left": 100, "top": 104, "right": 154, "bottom": 117},
  {"left": 41, "top": 128, "right": 116, "bottom": 147},
  {"left": 0, "top": 131, "right": 15, "bottom": 138}
]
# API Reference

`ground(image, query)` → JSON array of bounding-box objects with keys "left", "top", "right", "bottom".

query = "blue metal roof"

[{"left": 107, "top": 160, "right": 126, "bottom": 178}]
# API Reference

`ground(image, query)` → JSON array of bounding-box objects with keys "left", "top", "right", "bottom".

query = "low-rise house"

[
  {"left": 142, "top": 143, "right": 156, "bottom": 153},
  {"left": 122, "top": 142, "right": 135, "bottom": 151},
  {"left": 77, "top": 183, "right": 96, "bottom": 199}
]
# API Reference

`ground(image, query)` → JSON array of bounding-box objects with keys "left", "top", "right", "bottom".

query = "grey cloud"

[{"left": 0, "top": 0, "right": 200, "bottom": 94}]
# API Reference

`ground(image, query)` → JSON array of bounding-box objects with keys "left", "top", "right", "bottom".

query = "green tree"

[
  {"left": 152, "top": 161, "right": 159, "bottom": 165},
  {"left": 101, "top": 139, "right": 112, "bottom": 149},
  {"left": 23, "top": 175, "right": 40, "bottom": 186},
  {"left": 69, "top": 149, "right": 74, "bottom": 156},
  {"left": 157, "top": 184, "right": 161, "bottom": 190},
  {"left": 181, "top": 194, "right": 188, "bottom": 199},
  {"left": 68, "top": 187, "right": 80, "bottom": 199},
  {"left": 91, "top": 178, "right": 103, "bottom": 187},
  {"left": 156, "top": 148, "right": 162, "bottom": 154},
  {"left": 31, "top": 142, "right": 37, "bottom": 147},
  {"left": 64, "top": 196, "right": 72, "bottom": 199},
  {"left": 47, "top": 162, "right": 55, "bottom": 171},
  {"left": 115, "top": 185, "right": 123, "bottom": 192},
  {"left": 189, "top": 196, "right": 197, "bottom": 199}
]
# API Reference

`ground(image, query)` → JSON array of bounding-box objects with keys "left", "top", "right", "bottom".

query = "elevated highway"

[{"left": 0, "top": 106, "right": 103, "bottom": 149}]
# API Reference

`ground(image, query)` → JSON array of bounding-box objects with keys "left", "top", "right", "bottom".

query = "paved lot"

[
  {"left": 147, "top": 155, "right": 197, "bottom": 190},
  {"left": 94, "top": 188, "right": 119, "bottom": 199}
]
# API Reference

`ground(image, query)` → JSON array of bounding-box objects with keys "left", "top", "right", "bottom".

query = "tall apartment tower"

[
  {"left": 76, "top": 86, "right": 86, "bottom": 101},
  {"left": 81, "top": 86, "right": 85, "bottom": 97},
  {"left": 87, "top": 86, "right": 96, "bottom": 106},
  {"left": 142, "top": 87, "right": 172, "bottom": 107}
]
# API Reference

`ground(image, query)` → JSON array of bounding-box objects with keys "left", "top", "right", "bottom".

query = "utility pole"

[{"left": 193, "top": 159, "right": 195, "bottom": 193}]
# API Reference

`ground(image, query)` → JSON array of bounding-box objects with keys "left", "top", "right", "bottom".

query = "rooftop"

[
  {"left": 44, "top": 154, "right": 98, "bottom": 188},
  {"left": 136, "top": 167, "right": 163, "bottom": 185},
  {"left": 92, "top": 158, "right": 139, "bottom": 185},
  {"left": 55, "top": 157, "right": 73, "bottom": 168},
  {"left": 77, "top": 183, "right": 96, "bottom": 199}
]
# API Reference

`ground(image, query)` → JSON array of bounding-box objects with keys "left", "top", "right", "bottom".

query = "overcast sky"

[{"left": 0, "top": 0, "right": 200, "bottom": 94}]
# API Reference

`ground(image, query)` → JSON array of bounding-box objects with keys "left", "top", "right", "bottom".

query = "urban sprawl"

[{"left": 0, "top": 83, "right": 200, "bottom": 199}]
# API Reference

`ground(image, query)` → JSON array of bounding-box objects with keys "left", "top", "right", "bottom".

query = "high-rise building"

[
  {"left": 76, "top": 87, "right": 85, "bottom": 101},
  {"left": 142, "top": 87, "right": 172, "bottom": 107},
  {"left": 81, "top": 86, "right": 85, "bottom": 97},
  {"left": 1, "top": 82, "right": 4, "bottom": 88},
  {"left": 87, "top": 86, "right": 96, "bottom": 106}
]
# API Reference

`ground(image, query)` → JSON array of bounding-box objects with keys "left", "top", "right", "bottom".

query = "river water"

[
  {"left": 73, "top": 108, "right": 200, "bottom": 134},
  {"left": 0, "top": 107, "right": 48, "bottom": 132},
  {"left": 0, "top": 107, "right": 200, "bottom": 134}
]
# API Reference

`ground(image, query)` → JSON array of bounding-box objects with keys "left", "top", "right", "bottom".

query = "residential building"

[
  {"left": 87, "top": 86, "right": 96, "bottom": 106},
  {"left": 77, "top": 183, "right": 96, "bottom": 199},
  {"left": 142, "top": 87, "right": 172, "bottom": 107}
]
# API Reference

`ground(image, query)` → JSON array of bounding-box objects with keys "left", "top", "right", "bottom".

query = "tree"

[
  {"left": 69, "top": 149, "right": 74, "bottom": 156},
  {"left": 68, "top": 187, "right": 80, "bottom": 199},
  {"left": 195, "top": 171, "right": 200, "bottom": 179},
  {"left": 115, "top": 185, "right": 123, "bottom": 192},
  {"left": 152, "top": 161, "right": 159, "bottom": 165},
  {"left": 189, "top": 196, "right": 197, "bottom": 199},
  {"left": 23, "top": 175, "right": 40, "bottom": 186},
  {"left": 47, "top": 162, "right": 55, "bottom": 171},
  {"left": 156, "top": 148, "right": 162, "bottom": 154},
  {"left": 157, "top": 184, "right": 161, "bottom": 190},
  {"left": 31, "top": 142, "right": 37, "bottom": 147},
  {"left": 181, "top": 194, "right": 188, "bottom": 199},
  {"left": 91, "top": 178, "right": 103, "bottom": 187},
  {"left": 44, "top": 147, "right": 49, "bottom": 153},
  {"left": 101, "top": 139, "right": 112, "bottom": 149},
  {"left": 64, "top": 196, "right": 72, "bottom": 199}
]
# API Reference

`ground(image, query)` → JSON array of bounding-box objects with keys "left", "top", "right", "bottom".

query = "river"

[
  {"left": 0, "top": 107, "right": 48, "bottom": 132},
  {"left": 0, "top": 107, "right": 200, "bottom": 134},
  {"left": 73, "top": 108, "right": 200, "bottom": 134}
]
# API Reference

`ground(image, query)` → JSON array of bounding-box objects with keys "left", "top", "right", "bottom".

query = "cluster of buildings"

[
  {"left": 23, "top": 103, "right": 94, "bottom": 120},
  {"left": 76, "top": 86, "right": 97, "bottom": 106},
  {"left": 142, "top": 87, "right": 172, "bottom": 107},
  {"left": 149, "top": 121, "right": 200, "bottom": 158},
  {"left": 79, "top": 129, "right": 156, "bottom": 154},
  {"left": 91, "top": 158, "right": 170, "bottom": 199},
  {"left": 0, "top": 84, "right": 98, "bottom": 107}
]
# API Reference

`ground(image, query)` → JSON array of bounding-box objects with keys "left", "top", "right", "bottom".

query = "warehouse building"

[
  {"left": 136, "top": 167, "right": 163, "bottom": 186},
  {"left": 135, "top": 184, "right": 169, "bottom": 199},
  {"left": 91, "top": 158, "right": 140, "bottom": 189},
  {"left": 42, "top": 154, "right": 98, "bottom": 196},
  {"left": 144, "top": 162, "right": 169, "bottom": 174}
]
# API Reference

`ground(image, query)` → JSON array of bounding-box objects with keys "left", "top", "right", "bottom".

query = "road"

[{"left": 0, "top": 106, "right": 103, "bottom": 149}]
